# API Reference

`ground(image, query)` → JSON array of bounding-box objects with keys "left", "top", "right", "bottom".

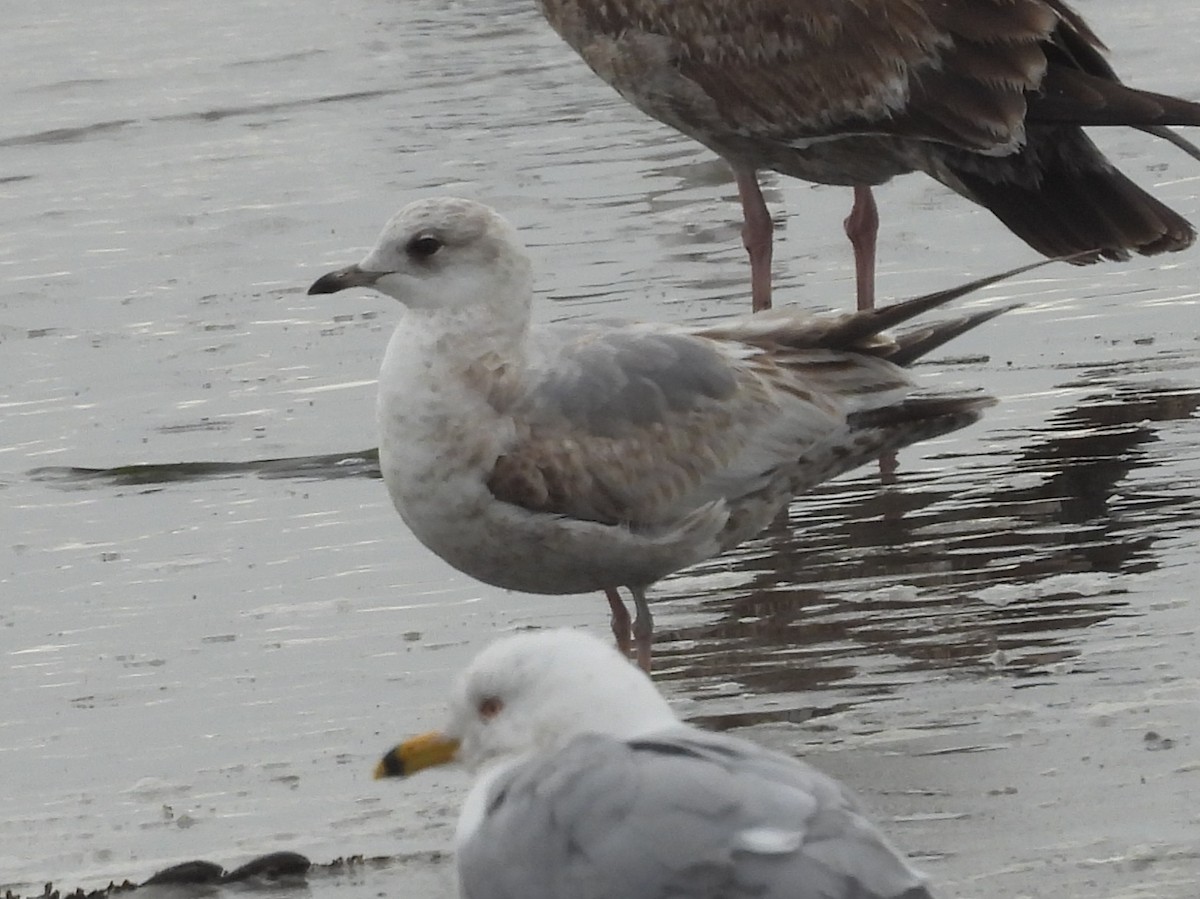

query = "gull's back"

[
  {"left": 459, "top": 728, "right": 932, "bottom": 899},
  {"left": 486, "top": 277, "right": 1006, "bottom": 551},
  {"left": 489, "top": 318, "right": 896, "bottom": 528}
]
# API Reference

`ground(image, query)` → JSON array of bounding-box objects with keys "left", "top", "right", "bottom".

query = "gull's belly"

[
  {"left": 373, "top": 339, "right": 725, "bottom": 596},
  {"left": 379, "top": 438, "right": 712, "bottom": 596},
  {"left": 377, "top": 410, "right": 621, "bottom": 595},
  {"left": 386, "top": 462, "right": 621, "bottom": 595}
]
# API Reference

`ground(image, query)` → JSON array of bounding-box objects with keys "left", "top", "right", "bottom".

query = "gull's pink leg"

[
  {"left": 845, "top": 185, "right": 895, "bottom": 478},
  {"left": 844, "top": 185, "right": 879, "bottom": 311},
  {"left": 734, "top": 168, "right": 774, "bottom": 312},
  {"left": 630, "top": 587, "right": 653, "bottom": 673},
  {"left": 605, "top": 588, "right": 633, "bottom": 659}
]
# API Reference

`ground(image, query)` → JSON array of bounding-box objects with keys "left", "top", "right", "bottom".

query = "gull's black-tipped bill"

[
  {"left": 390, "top": 629, "right": 936, "bottom": 899},
  {"left": 374, "top": 746, "right": 407, "bottom": 779},
  {"left": 307, "top": 264, "right": 384, "bottom": 296},
  {"left": 373, "top": 731, "right": 461, "bottom": 780}
]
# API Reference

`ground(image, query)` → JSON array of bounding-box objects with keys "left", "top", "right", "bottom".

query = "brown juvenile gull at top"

[
  {"left": 535, "top": 0, "right": 1200, "bottom": 311},
  {"left": 308, "top": 197, "right": 1030, "bottom": 671},
  {"left": 375, "top": 629, "right": 936, "bottom": 899}
]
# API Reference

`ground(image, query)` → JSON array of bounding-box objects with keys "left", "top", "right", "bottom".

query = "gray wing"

[
  {"left": 458, "top": 729, "right": 932, "bottom": 899},
  {"left": 485, "top": 322, "right": 909, "bottom": 530}
]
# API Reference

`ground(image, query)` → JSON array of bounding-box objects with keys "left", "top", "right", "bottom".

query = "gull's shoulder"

[
  {"left": 485, "top": 318, "right": 832, "bottom": 529},
  {"left": 482, "top": 301, "right": 945, "bottom": 532},
  {"left": 460, "top": 726, "right": 931, "bottom": 899},
  {"left": 515, "top": 319, "right": 751, "bottom": 431}
]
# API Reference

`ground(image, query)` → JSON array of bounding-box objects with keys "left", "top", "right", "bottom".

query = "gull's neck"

[
  {"left": 374, "top": 301, "right": 529, "bottom": 509},
  {"left": 531, "top": 680, "right": 681, "bottom": 748},
  {"left": 380, "top": 303, "right": 531, "bottom": 412},
  {"left": 410, "top": 297, "right": 530, "bottom": 348}
]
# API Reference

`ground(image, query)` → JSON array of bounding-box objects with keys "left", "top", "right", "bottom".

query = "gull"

[
  {"left": 308, "top": 197, "right": 1020, "bottom": 670},
  {"left": 535, "top": 0, "right": 1200, "bottom": 310},
  {"left": 374, "top": 628, "right": 935, "bottom": 899}
]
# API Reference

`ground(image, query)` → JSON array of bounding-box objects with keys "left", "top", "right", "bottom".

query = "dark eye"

[
  {"left": 406, "top": 233, "right": 442, "bottom": 259},
  {"left": 479, "top": 696, "right": 503, "bottom": 720}
]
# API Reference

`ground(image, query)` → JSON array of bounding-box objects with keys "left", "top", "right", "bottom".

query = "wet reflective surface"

[{"left": 3, "top": 0, "right": 1200, "bottom": 897}]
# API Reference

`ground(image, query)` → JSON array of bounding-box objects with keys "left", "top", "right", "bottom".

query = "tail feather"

[
  {"left": 935, "top": 128, "right": 1196, "bottom": 261},
  {"left": 821, "top": 258, "right": 1057, "bottom": 352},
  {"left": 1137, "top": 125, "right": 1200, "bottom": 164},
  {"left": 887, "top": 304, "right": 1019, "bottom": 367},
  {"left": 1030, "top": 68, "right": 1200, "bottom": 130},
  {"left": 788, "top": 397, "right": 995, "bottom": 495},
  {"left": 702, "top": 258, "right": 1061, "bottom": 357}
]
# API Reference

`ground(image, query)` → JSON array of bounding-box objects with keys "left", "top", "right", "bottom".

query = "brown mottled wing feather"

[
  {"left": 540, "top": 0, "right": 1200, "bottom": 260},
  {"left": 483, "top": 260, "right": 1043, "bottom": 532},
  {"left": 539, "top": 0, "right": 1064, "bottom": 152},
  {"left": 484, "top": 326, "right": 868, "bottom": 530},
  {"left": 542, "top": 0, "right": 1200, "bottom": 153}
]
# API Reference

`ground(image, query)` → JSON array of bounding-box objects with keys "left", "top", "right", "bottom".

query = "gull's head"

[
  {"left": 374, "top": 629, "right": 677, "bottom": 780},
  {"left": 307, "top": 197, "right": 533, "bottom": 318}
]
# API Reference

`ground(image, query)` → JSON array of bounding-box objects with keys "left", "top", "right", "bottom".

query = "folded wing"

[
  {"left": 485, "top": 322, "right": 911, "bottom": 531},
  {"left": 459, "top": 730, "right": 932, "bottom": 899}
]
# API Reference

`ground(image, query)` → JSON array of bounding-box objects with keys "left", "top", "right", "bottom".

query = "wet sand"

[{"left": 2, "top": 1, "right": 1199, "bottom": 896}]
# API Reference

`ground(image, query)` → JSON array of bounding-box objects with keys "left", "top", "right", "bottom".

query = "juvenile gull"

[
  {"left": 375, "top": 628, "right": 934, "bottom": 899},
  {"left": 536, "top": 0, "right": 1200, "bottom": 310},
  {"left": 308, "top": 197, "right": 1017, "bottom": 670}
]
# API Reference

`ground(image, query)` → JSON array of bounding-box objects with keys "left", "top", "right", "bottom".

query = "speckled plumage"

[
  {"left": 309, "top": 198, "right": 1019, "bottom": 667},
  {"left": 536, "top": 0, "right": 1200, "bottom": 309}
]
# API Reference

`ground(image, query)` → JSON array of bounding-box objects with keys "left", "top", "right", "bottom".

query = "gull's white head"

[
  {"left": 374, "top": 629, "right": 678, "bottom": 779},
  {"left": 308, "top": 197, "right": 533, "bottom": 320}
]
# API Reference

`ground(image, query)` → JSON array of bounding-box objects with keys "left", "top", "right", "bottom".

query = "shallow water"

[{"left": 3, "top": 0, "right": 1200, "bottom": 896}]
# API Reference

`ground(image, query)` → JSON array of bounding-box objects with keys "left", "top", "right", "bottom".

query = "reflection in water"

[
  {"left": 29, "top": 449, "right": 381, "bottom": 487},
  {"left": 0, "top": 89, "right": 399, "bottom": 151},
  {"left": 30, "top": 379, "right": 1200, "bottom": 730},
  {"left": 651, "top": 378, "right": 1200, "bottom": 726}
]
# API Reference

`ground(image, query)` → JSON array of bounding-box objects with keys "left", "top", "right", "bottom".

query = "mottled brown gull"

[
  {"left": 375, "top": 629, "right": 934, "bottom": 899},
  {"left": 536, "top": 0, "right": 1200, "bottom": 310},
  {"left": 308, "top": 197, "right": 1018, "bottom": 670}
]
